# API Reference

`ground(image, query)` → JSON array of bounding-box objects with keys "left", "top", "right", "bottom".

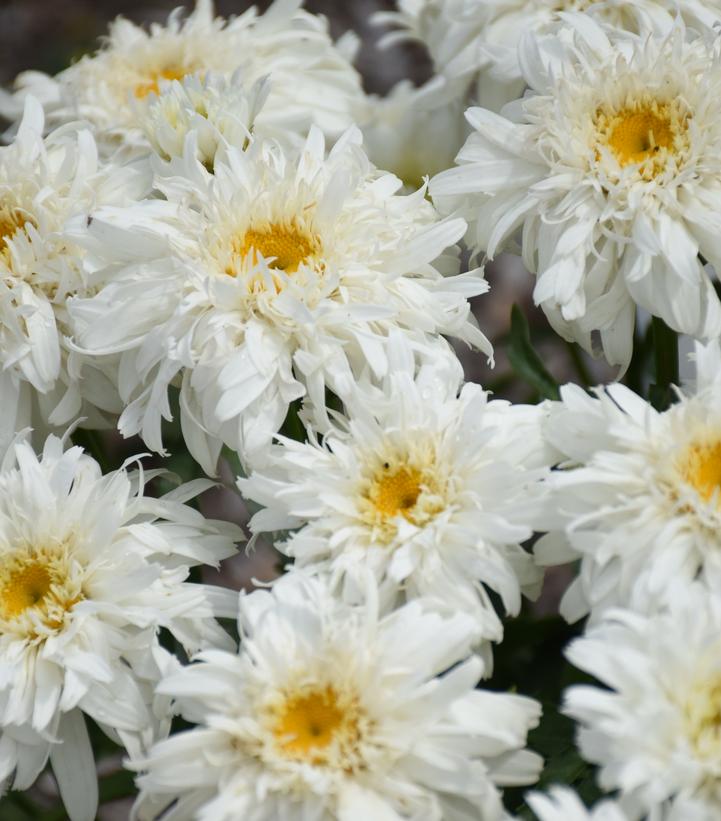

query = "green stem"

[
  {"left": 566, "top": 341, "right": 593, "bottom": 388},
  {"left": 650, "top": 316, "right": 679, "bottom": 411}
]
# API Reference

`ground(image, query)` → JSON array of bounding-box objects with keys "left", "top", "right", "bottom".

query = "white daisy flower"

[
  {"left": 0, "top": 96, "right": 149, "bottom": 449},
  {"left": 358, "top": 77, "right": 469, "bottom": 191},
  {"left": 0, "top": 0, "right": 363, "bottom": 156},
  {"left": 68, "top": 127, "right": 490, "bottom": 475},
  {"left": 431, "top": 17, "right": 721, "bottom": 369},
  {"left": 132, "top": 571, "right": 542, "bottom": 821},
  {"left": 538, "top": 340, "right": 721, "bottom": 622},
  {"left": 0, "top": 432, "right": 241, "bottom": 821},
  {"left": 377, "top": 0, "right": 721, "bottom": 111},
  {"left": 238, "top": 336, "right": 552, "bottom": 649},
  {"left": 565, "top": 588, "right": 721, "bottom": 819}
]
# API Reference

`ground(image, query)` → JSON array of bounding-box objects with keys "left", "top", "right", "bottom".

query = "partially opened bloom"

[
  {"left": 0, "top": 96, "right": 148, "bottom": 453},
  {"left": 138, "top": 72, "right": 296, "bottom": 170},
  {"left": 377, "top": 0, "right": 721, "bottom": 111},
  {"left": 431, "top": 17, "right": 721, "bottom": 368},
  {"left": 565, "top": 588, "right": 721, "bottom": 818},
  {"left": 132, "top": 572, "right": 542, "bottom": 821},
  {"left": 69, "top": 127, "right": 489, "bottom": 474},
  {"left": 0, "top": 433, "right": 241, "bottom": 821},
  {"left": 538, "top": 340, "right": 721, "bottom": 622},
  {"left": 238, "top": 336, "right": 552, "bottom": 648},
  {"left": 0, "top": 0, "right": 363, "bottom": 155}
]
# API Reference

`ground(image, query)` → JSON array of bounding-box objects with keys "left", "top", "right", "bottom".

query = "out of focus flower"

[
  {"left": 377, "top": 0, "right": 721, "bottom": 111},
  {"left": 133, "top": 571, "right": 542, "bottom": 821},
  {"left": 539, "top": 340, "right": 721, "bottom": 622},
  {"left": 565, "top": 588, "right": 721, "bottom": 819},
  {"left": 0, "top": 0, "right": 363, "bottom": 156},
  {"left": 358, "top": 77, "right": 469, "bottom": 191},
  {"left": 0, "top": 433, "right": 240, "bottom": 821},
  {"left": 431, "top": 18, "right": 721, "bottom": 369},
  {"left": 69, "top": 127, "right": 489, "bottom": 474},
  {"left": 238, "top": 335, "right": 552, "bottom": 651}
]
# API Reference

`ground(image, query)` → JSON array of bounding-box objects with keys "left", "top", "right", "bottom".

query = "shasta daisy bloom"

[
  {"left": 564, "top": 587, "right": 721, "bottom": 818},
  {"left": 68, "top": 127, "right": 490, "bottom": 474},
  {"left": 377, "top": 0, "right": 721, "bottom": 111},
  {"left": 538, "top": 340, "right": 721, "bottom": 622},
  {"left": 0, "top": 96, "right": 149, "bottom": 446},
  {"left": 132, "top": 571, "right": 543, "bottom": 821},
  {"left": 0, "top": 433, "right": 241, "bottom": 821},
  {"left": 238, "top": 336, "right": 552, "bottom": 647},
  {"left": 431, "top": 17, "right": 721, "bottom": 369},
  {"left": 0, "top": 0, "right": 363, "bottom": 156}
]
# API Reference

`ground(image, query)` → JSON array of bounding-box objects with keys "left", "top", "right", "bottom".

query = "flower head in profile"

[
  {"left": 0, "top": 0, "right": 363, "bottom": 155},
  {"left": 0, "top": 433, "right": 241, "bottom": 821},
  {"left": 431, "top": 17, "right": 721, "bottom": 369},
  {"left": 538, "top": 340, "right": 721, "bottom": 622},
  {"left": 238, "top": 335, "right": 552, "bottom": 650},
  {"left": 69, "top": 128, "right": 490, "bottom": 474},
  {"left": 565, "top": 587, "right": 721, "bottom": 819},
  {"left": 132, "top": 571, "right": 542, "bottom": 821}
]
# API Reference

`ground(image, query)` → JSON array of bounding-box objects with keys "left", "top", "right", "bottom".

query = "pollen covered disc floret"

[
  {"left": 238, "top": 341, "right": 554, "bottom": 645},
  {"left": 132, "top": 572, "right": 543, "bottom": 821}
]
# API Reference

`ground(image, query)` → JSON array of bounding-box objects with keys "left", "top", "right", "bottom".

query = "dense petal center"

[
  {"left": 370, "top": 465, "right": 423, "bottom": 519},
  {"left": 272, "top": 686, "right": 361, "bottom": 764},
  {"left": 683, "top": 674, "right": 721, "bottom": 761},
  {"left": 2, "top": 562, "right": 52, "bottom": 617},
  {"left": 0, "top": 545, "right": 83, "bottom": 634},
  {"left": 134, "top": 67, "right": 189, "bottom": 99},
  {"left": 678, "top": 438, "right": 721, "bottom": 505},
  {"left": 595, "top": 99, "right": 689, "bottom": 178},
  {"left": 0, "top": 203, "right": 33, "bottom": 258},
  {"left": 235, "top": 223, "right": 319, "bottom": 275}
]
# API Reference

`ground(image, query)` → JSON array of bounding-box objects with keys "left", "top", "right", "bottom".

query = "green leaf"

[{"left": 508, "top": 305, "right": 560, "bottom": 400}]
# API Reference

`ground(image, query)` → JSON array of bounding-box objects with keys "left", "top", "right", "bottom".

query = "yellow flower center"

[
  {"left": 678, "top": 438, "right": 721, "bottom": 506},
  {"left": 272, "top": 686, "right": 361, "bottom": 765},
  {"left": 595, "top": 99, "right": 690, "bottom": 179},
  {"left": 234, "top": 223, "right": 319, "bottom": 275},
  {"left": 0, "top": 546, "right": 83, "bottom": 635},
  {"left": 683, "top": 674, "right": 721, "bottom": 761},
  {"left": 134, "top": 67, "right": 189, "bottom": 99},
  {"left": 2, "top": 562, "right": 52, "bottom": 618},
  {"left": 0, "top": 203, "right": 33, "bottom": 259},
  {"left": 370, "top": 465, "right": 423, "bottom": 519}
]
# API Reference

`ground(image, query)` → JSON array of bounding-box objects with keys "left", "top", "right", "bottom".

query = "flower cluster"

[{"left": 2, "top": 0, "right": 721, "bottom": 818}]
